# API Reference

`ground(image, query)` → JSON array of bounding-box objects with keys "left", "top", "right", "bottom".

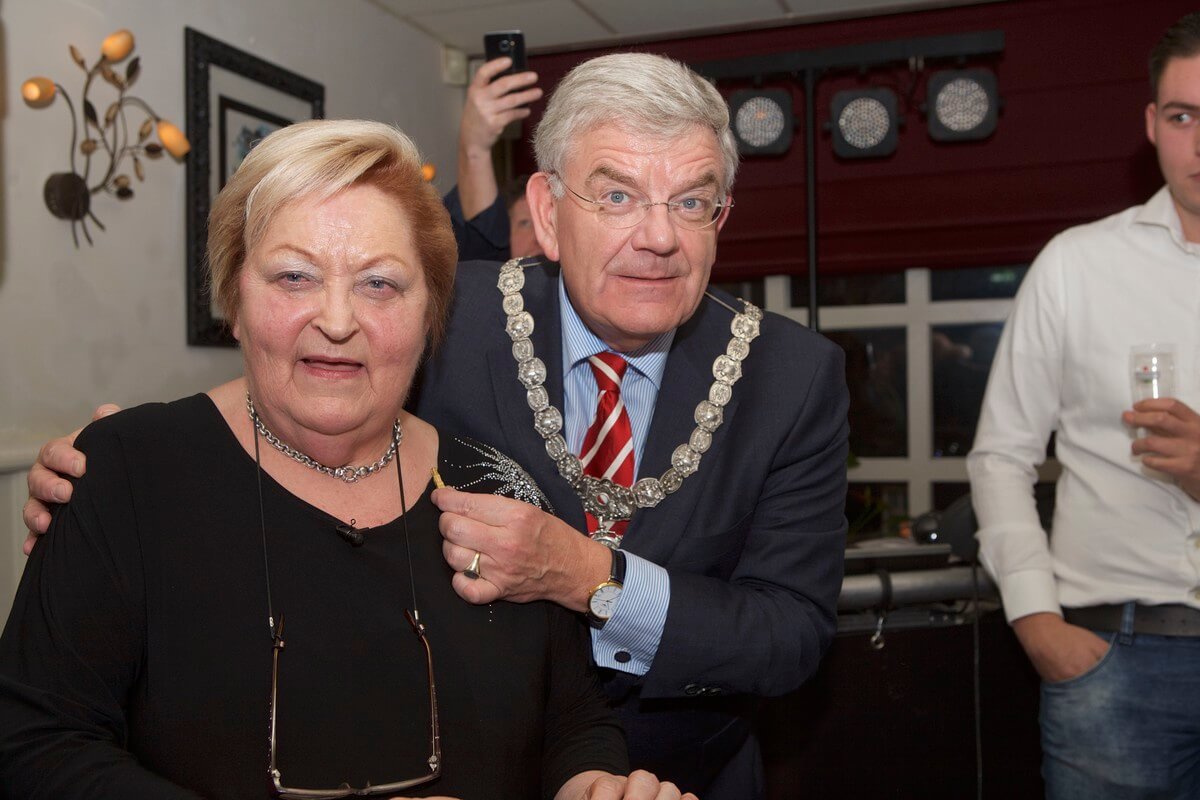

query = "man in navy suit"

[
  {"left": 421, "top": 53, "right": 848, "bottom": 798},
  {"left": 24, "top": 53, "right": 848, "bottom": 799}
]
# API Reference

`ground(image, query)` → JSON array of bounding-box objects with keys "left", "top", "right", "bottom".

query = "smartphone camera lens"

[{"left": 499, "top": 38, "right": 512, "bottom": 52}]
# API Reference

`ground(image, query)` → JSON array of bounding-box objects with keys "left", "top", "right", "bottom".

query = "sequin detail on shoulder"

[{"left": 446, "top": 437, "right": 555, "bottom": 513}]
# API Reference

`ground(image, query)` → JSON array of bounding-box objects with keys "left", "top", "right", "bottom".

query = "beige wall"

[{"left": 0, "top": 0, "right": 463, "bottom": 618}]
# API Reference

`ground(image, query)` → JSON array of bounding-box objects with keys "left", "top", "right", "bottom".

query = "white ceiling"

[{"left": 368, "top": 0, "right": 1006, "bottom": 56}]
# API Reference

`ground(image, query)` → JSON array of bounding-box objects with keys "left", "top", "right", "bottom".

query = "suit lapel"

[{"left": 621, "top": 296, "right": 741, "bottom": 563}]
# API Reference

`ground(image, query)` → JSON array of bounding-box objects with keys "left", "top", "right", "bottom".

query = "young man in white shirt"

[{"left": 969, "top": 12, "right": 1200, "bottom": 798}]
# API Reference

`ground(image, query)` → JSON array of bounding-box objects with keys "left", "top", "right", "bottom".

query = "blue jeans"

[{"left": 1041, "top": 604, "right": 1200, "bottom": 799}]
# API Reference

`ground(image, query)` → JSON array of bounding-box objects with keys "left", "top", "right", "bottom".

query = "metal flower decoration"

[{"left": 22, "top": 29, "right": 190, "bottom": 247}]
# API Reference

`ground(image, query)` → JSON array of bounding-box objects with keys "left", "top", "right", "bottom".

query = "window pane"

[
  {"left": 827, "top": 327, "right": 908, "bottom": 457},
  {"left": 846, "top": 481, "right": 909, "bottom": 544},
  {"left": 930, "top": 265, "right": 1028, "bottom": 301},
  {"left": 792, "top": 272, "right": 905, "bottom": 307},
  {"left": 931, "top": 481, "right": 971, "bottom": 512},
  {"left": 931, "top": 322, "right": 1004, "bottom": 458}
]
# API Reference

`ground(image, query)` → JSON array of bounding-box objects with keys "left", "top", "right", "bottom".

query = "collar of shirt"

[
  {"left": 1135, "top": 185, "right": 1200, "bottom": 256},
  {"left": 558, "top": 275, "right": 675, "bottom": 475}
]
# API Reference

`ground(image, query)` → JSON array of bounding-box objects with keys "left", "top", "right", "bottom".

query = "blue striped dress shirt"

[{"left": 558, "top": 277, "right": 673, "bottom": 675}]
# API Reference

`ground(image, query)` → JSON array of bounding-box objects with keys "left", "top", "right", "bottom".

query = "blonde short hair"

[
  {"left": 533, "top": 53, "right": 739, "bottom": 194},
  {"left": 206, "top": 119, "right": 457, "bottom": 345}
]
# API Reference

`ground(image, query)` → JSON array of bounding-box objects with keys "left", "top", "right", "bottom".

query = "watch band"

[{"left": 610, "top": 547, "right": 627, "bottom": 585}]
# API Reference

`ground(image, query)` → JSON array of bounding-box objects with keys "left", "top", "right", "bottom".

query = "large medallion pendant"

[{"left": 579, "top": 475, "right": 634, "bottom": 549}]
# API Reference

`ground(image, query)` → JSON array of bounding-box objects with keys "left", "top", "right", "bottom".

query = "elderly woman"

[{"left": 0, "top": 120, "right": 692, "bottom": 800}]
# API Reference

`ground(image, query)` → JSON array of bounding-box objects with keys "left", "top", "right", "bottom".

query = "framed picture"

[
  {"left": 218, "top": 97, "right": 292, "bottom": 186},
  {"left": 185, "top": 27, "right": 324, "bottom": 347}
]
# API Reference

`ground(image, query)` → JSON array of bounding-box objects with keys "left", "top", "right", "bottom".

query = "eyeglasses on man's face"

[
  {"left": 552, "top": 174, "right": 733, "bottom": 231},
  {"left": 268, "top": 610, "right": 441, "bottom": 799}
]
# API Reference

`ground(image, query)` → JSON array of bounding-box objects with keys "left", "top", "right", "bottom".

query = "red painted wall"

[{"left": 517, "top": 0, "right": 1194, "bottom": 280}]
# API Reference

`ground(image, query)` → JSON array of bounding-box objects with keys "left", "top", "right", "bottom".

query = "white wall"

[{"left": 0, "top": 0, "right": 463, "bottom": 617}]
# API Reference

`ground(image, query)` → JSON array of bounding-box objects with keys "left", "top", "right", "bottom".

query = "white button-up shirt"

[{"left": 968, "top": 186, "right": 1200, "bottom": 622}]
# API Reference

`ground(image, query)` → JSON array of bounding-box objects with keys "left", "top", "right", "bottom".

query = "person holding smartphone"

[{"left": 444, "top": 48, "right": 544, "bottom": 261}]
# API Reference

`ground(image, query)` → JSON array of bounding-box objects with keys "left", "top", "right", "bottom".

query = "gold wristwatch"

[{"left": 586, "top": 548, "right": 626, "bottom": 629}]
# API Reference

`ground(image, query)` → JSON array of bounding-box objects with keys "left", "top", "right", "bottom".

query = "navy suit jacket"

[{"left": 413, "top": 260, "right": 848, "bottom": 792}]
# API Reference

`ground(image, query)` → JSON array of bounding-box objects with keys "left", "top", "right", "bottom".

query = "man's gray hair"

[{"left": 533, "top": 52, "right": 739, "bottom": 195}]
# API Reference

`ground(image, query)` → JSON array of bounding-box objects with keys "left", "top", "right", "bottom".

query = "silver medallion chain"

[{"left": 496, "top": 258, "right": 762, "bottom": 547}]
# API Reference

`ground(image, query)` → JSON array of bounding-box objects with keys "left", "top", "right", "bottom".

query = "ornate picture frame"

[{"left": 185, "top": 27, "right": 324, "bottom": 347}]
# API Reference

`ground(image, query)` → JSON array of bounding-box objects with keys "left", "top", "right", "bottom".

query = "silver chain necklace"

[
  {"left": 496, "top": 258, "right": 762, "bottom": 548},
  {"left": 246, "top": 394, "right": 402, "bottom": 484}
]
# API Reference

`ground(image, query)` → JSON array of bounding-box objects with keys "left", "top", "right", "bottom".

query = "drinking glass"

[{"left": 1130, "top": 343, "right": 1176, "bottom": 402}]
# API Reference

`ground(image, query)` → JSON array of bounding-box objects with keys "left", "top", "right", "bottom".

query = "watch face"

[{"left": 588, "top": 583, "right": 623, "bottom": 620}]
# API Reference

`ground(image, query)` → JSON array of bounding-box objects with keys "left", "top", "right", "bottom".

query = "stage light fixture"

[
  {"left": 927, "top": 68, "right": 998, "bottom": 141},
  {"left": 830, "top": 88, "right": 899, "bottom": 159},
  {"left": 728, "top": 89, "right": 793, "bottom": 155}
]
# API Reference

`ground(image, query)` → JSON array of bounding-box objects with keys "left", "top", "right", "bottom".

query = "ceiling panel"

[
  {"left": 409, "top": 1, "right": 613, "bottom": 54},
  {"left": 368, "top": 0, "right": 1010, "bottom": 54},
  {"left": 579, "top": 0, "right": 797, "bottom": 39},
  {"left": 372, "top": 0, "right": 514, "bottom": 15}
]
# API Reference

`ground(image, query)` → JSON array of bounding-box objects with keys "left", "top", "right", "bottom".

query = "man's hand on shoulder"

[
  {"left": 1125, "top": 397, "right": 1200, "bottom": 500},
  {"left": 22, "top": 404, "right": 121, "bottom": 553},
  {"left": 1011, "top": 612, "right": 1110, "bottom": 683}
]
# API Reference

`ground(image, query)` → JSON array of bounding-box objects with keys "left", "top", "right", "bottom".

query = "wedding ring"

[{"left": 464, "top": 551, "right": 483, "bottom": 580}]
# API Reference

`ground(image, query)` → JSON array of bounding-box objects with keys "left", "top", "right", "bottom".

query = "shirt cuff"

[
  {"left": 591, "top": 551, "right": 669, "bottom": 675},
  {"left": 995, "top": 568, "right": 1062, "bottom": 623}
]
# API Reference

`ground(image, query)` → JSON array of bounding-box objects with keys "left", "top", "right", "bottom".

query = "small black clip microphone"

[{"left": 336, "top": 519, "right": 365, "bottom": 547}]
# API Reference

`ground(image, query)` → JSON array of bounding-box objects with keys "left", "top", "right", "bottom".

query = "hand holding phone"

[{"left": 461, "top": 32, "right": 541, "bottom": 155}]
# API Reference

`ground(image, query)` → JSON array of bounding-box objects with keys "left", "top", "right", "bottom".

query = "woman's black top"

[{"left": 0, "top": 394, "right": 626, "bottom": 799}]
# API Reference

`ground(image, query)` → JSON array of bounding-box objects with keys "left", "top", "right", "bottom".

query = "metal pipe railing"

[{"left": 838, "top": 565, "right": 998, "bottom": 612}]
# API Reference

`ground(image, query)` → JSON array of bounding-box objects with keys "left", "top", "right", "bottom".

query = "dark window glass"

[
  {"left": 931, "top": 322, "right": 1005, "bottom": 458},
  {"left": 930, "top": 265, "right": 1029, "bottom": 301},
  {"left": 791, "top": 272, "right": 905, "bottom": 307},
  {"left": 932, "top": 481, "right": 971, "bottom": 512},
  {"left": 710, "top": 278, "right": 765, "bottom": 309},
  {"left": 846, "top": 481, "right": 909, "bottom": 544},
  {"left": 827, "top": 327, "right": 908, "bottom": 457}
]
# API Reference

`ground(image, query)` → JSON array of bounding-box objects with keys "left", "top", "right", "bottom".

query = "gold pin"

[{"left": 431, "top": 467, "right": 447, "bottom": 489}]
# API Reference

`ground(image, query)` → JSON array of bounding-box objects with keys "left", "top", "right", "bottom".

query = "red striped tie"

[{"left": 580, "top": 352, "right": 635, "bottom": 535}]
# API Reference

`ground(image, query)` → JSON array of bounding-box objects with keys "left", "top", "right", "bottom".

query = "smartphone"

[{"left": 484, "top": 30, "right": 526, "bottom": 77}]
